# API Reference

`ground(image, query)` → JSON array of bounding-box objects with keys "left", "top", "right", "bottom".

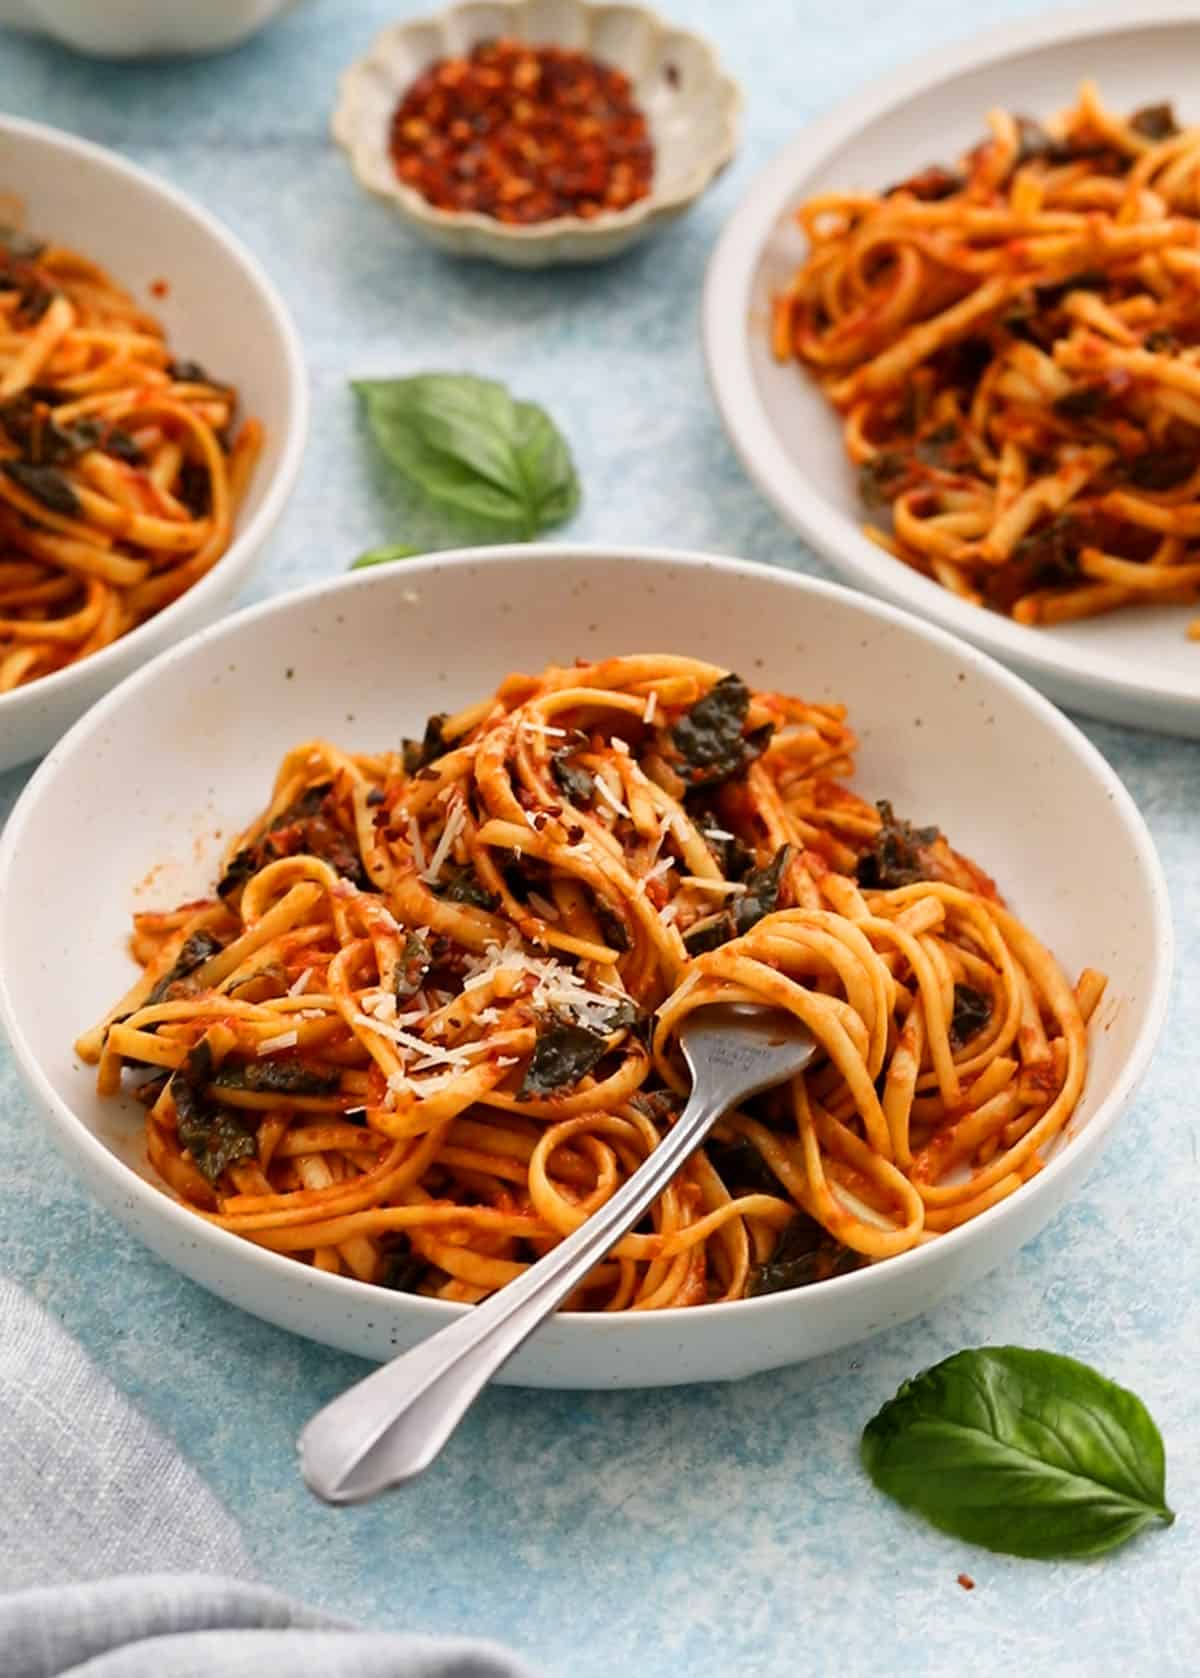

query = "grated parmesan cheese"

[
  {"left": 288, "top": 967, "right": 313, "bottom": 996},
  {"left": 703, "top": 827, "right": 734, "bottom": 843},
  {"left": 681, "top": 876, "right": 747, "bottom": 897},
  {"left": 351, "top": 1012, "right": 467, "bottom": 1065},
  {"left": 527, "top": 891, "right": 560, "bottom": 921},
  {"left": 594, "top": 777, "right": 631, "bottom": 819},
  {"left": 455, "top": 934, "right": 629, "bottom": 1033},
  {"left": 257, "top": 1030, "right": 298, "bottom": 1055},
  {"left": 640, "top": 857, "right": 674, "bottom": 889},
  {"left": 421, "top": 793, "right": 466, "bottom": 884},
  {"left": 361, "top": 989, "right": 398, "bottom": 1022},
  {"left": 407, "top": 815, "right": 427, "bottom": 875},
  {"left": 643, "top": 691, "right": 658, "bottom": 724}
]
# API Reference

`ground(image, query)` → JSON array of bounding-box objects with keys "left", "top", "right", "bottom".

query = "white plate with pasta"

[
  {"left": 0, "top": 547, "right": 1171, "bottom": 1386},
  {"left": 705, "top": 0, "right": 1200, "bottom": 737},
  {"left": 0, "top": 115, "right": 308, "bottom": 770}
]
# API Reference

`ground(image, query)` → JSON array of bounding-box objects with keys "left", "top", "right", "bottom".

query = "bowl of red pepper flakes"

[{"left": 332, "top": 0, "right": 741, "bottom": 267}]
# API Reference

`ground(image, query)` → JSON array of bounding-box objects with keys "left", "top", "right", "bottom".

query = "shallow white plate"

[
  {"left": 0, "top": 116, "right": 308, "bottom": 772},
  {"left": 0, "top": 548, "right": 1172, "bottom": 1387},
  {"left": 704, "top": 0, "right": 1200, "bottom": 737}
]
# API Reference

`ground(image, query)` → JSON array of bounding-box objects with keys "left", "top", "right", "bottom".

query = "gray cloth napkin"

[{"left": 0, "top": 1278, "right": 540, "bottom": 1678}]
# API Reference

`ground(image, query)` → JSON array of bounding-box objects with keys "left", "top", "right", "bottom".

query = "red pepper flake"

[
  {"left": 149, "top": 278, "right": 170, "bottom": 299},
  {"left": 957, "top": 1573, "right": 976, "bottom": 1591},
  {"left": 389, "top": 36, "right": 654, "bottom": 224}
]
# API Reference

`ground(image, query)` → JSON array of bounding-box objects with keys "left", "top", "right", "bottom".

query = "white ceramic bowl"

[
  {"left": 704, "top": 0, "right": 1200, "bottom": 737},
  {"left": 0, "top": 0, "right": 298, "bottom": 57},
  {"left": 332, "top": 0, "right": 741, "bottom": 267},
  {"left": 0, "top": 116, "right": 308, "bottom": 772},
  {"left": 0, "top": 547, "right": 1172, "bottom": 1388}
]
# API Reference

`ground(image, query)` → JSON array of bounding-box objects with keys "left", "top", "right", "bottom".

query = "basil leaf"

[
  {"left": 862, "top": 1347, "right": 1175, "bottom": 1560},
  {"left": 352, "top": 374, "right": 580, "bottom": 541},
  {"left": 351, "top": 543, "right": 422, "bottom": 570}
]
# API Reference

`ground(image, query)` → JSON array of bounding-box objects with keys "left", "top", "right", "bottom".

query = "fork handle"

[{"left": 298, "top": 1080, "right": 725, "bottom": 1504}]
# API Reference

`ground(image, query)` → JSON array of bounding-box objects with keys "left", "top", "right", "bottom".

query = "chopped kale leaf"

[
  {"left": 858, "top": 452, "right": 910, "bottom": 511},
  {"left": 169, "top": 1040, "right": 256, "bottom": 1185},
  {"left": 378, "top": 1238, "right": 429, "bottom": 1294},
  {"left": 402, "top": 713, "right": 448, "bottom": 774},
  {"left": 683, "top": 845, "right": 792, "bottom": 955},
  {"left": 1130, "top": 102, "right": 1179, "bottom": 142},
  {"left": 217, "top": 782, "right": 369, "bottom": 896},
  {"left": 1012, "top": 515, "right": 1082, "bottom": 587},
  {"left": 856, "top": 801, "right": 941, "bottom": 890},
  {"left": 213, "top": 1059, "right": 340, "bottom": 1096},
  {"left": 551, "top": 747, "right": 594, "bottom": 805},
  {"left": 706, "top": 1134, "right": 787, "bottom": 1199},
  {"left": 949, "top": 984, "right": 992, "bottom": 1049},
  {"left": 144, "top": 930, "right": 223, "bottom": 1007},
  {"left": 1128, "top": 451, "right": 1195, "bottom": 491},
  {"left": 177, "top": 461, "right": 211, "bottom": 517},
  {"left": 1053, "top": 384, "right": 1109, "bottom": 419},
  {"left": 519, "top": 1021, "right": 611, "bottom": 1098},
  {"left": 734, "top": 845, "right": 793, "bottom": 936},
  {"left": 1144, "top": 330, "right": 1179, "bottom": 356},
  {"left": 593, "top": 900, "right": 632, "bottom": 953},
  {"left": 1, "top": 460, "right": 80, "bottom": 517},
  {"left": 435, "top": 863, "right": 499, "bottom": 912},
  {"left": 671, "top": 674, "right": 773, "bottom": 790},
  {"left": 748, "top": 1214, "right": 863, "bottom": 1296},
  {"left": 394, "top": 931, "right": 432, "bottom": 1001},
  {"left": 683, "top": 915, "right": 736, "bottom": 957}
]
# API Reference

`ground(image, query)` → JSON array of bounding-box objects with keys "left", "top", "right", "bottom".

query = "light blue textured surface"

[{"left": 0, "top": 3, "right": 1197, "bottom": 1673}]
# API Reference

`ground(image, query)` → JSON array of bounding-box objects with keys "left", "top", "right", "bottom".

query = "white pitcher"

[{"left": 0, "top": 0, "right": 299, "bottom": 56}]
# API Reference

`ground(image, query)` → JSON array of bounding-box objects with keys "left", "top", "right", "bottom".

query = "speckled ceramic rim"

[
  {"left": 0, "top": 547, "right": 1174, "bottom": 1343},
  {"left": 0, "top": 114, "right": 309, "bottom": 726},
  {"left": 332, "top": 0, "right": 742, "bottom": 244},
  {"left": 704, "top": 0, "right": 1200, "bottom": 722}
]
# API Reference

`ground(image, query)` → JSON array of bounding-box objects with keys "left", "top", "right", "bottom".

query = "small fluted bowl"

[{"left": 332, "top": 0, "right": 741, "bottom": 267}]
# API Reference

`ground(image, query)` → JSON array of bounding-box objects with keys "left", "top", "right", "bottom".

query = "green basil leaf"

[
  {"left": 351, "top": 543, "right": 422, "bottom": 570},
  {"left": 352, "top": 374, "right": 580, "bottom": 541},
  {"left": 862, "top": 1347, "right": 1175, "bottom": 1560}
]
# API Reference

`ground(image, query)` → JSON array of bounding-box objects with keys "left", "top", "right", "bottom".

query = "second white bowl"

[{"left": 0, "top": 115, "right": 308, "bottom": 771}]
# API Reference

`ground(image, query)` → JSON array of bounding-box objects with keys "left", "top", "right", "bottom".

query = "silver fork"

[{"left": 298, "top": 1003, "right": 817, "bottom": 1504}]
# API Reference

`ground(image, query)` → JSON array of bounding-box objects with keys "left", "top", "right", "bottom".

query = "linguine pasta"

[
  {"left": 0, "top": 218, "right": 262, "bottom": 692},
  {"left": 78, "top": 655, "right": 1105, "bottom": 1309},
  {"left": 773, "top": 83, "right": 1200, "bottom": 638}
]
